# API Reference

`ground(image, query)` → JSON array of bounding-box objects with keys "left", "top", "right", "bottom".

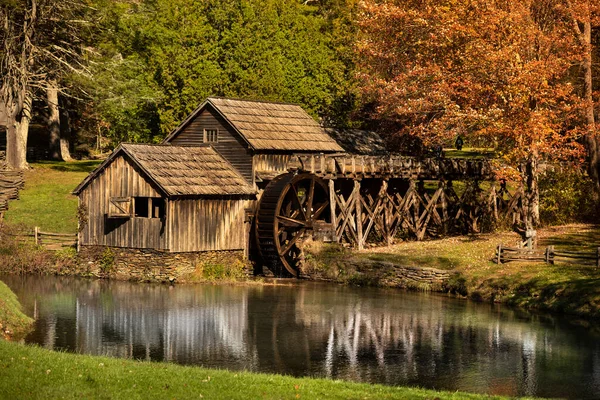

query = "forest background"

[{"left": 1, "top": 0, "right": 599, "bottom": 225}]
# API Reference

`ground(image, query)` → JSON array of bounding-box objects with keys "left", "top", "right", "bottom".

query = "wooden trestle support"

[{"left": 255, "top": 154, "right": 526, "bottom": 276}]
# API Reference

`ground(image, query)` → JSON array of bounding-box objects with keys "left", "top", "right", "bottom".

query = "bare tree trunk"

[
  {"left": 6, "top": 94, "right": 31, "bottom": 170},
  {"left": 47, "top": 80, "right": 61, "bottom": 160},
  {"left": 582, "top": 19, "right": 600, "bottom": 199},
  {"left": 526, "top": 157, "right": 539, "bottom": 227},
  {"left": 59, "top": 95, "right": 72, "bottom": 161}
]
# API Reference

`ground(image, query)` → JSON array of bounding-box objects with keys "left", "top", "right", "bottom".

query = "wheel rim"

[{"left": 256, "top": 173, "right": 329, "bottom": 277}]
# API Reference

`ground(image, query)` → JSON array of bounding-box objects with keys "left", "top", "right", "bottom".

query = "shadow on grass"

[
  {"left": 543, "top": 228, "right": 600, "bottom": 251},
  {"left": 32, "top": 160, "right": 102, "bottom": 173},
  {"left": 500, "top": 275, "right": 600, "bottom": 318}
]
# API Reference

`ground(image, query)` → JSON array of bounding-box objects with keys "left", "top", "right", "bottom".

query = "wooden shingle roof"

[
  {"left": 325, "top": 128, "right": 388, "bottom": 156},
  {"left": 73, "top": 144, "right": 256, "bottom": 197},
  {"left": 165, "top": 97, "right": 344, "bottom": 152}
]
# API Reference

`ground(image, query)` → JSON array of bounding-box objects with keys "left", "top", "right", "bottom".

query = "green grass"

[
  {"left": 0, "top": 340, "right": 523, "bottom": 400},
  {"left": 0, "top": 281, "right": 33, "bottom": 340},
  {"left": 345, "top": 224, "right": 600, "bottom": 318},
  {"left": 4, "top": 160, "right": 101, "bottom": 234},
  {"left": 443, "top": 147, "right": 497, "bottom": 159}
]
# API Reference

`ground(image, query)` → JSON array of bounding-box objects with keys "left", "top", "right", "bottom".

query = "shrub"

[
  {"left": 99, "top": 248, "right": 115, "bottom": 274},
  {"left": 538, "top": 166, "right": 597, "bottom": 225}
]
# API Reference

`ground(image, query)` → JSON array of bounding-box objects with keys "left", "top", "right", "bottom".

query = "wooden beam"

[
  {"left": 328, "top": 179, "right": 338, "bottom": 242},
  {"left": 355, "top": 180, "right": 364, "bottom": 250}
]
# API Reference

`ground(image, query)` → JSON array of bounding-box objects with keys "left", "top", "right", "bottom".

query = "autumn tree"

[
  {"left": 356, "top": 0, "right": 587, "bottom": 227},
  {"left": 565, "top": 0, "right": 600, "bottom": 198}
]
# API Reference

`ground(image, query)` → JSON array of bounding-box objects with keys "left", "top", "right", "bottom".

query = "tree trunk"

[
  {"left": 525, "top": 157, "right": 539, "bottom": 228},
  {"left": 47, "top": 80, "right": 61, "bottom": 160},
  {"left": 58, "top": 95, "right": 72, "bottom": 161},
  {"left": 582, "top": 20, "right": 600, "bottom": 199},
  {"left": 6, "top": 94, "right": 31, "bottom": 170}
]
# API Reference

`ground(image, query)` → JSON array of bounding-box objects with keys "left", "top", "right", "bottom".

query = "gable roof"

[
  {"left": 164, "top": 97, "right": 344, "bottom": 152},
  {"left": 73, "top": 144, "right": 256, "bottom": 197},
  {"left": 325, "top": 128, "right": 388, "bottom": 156}
]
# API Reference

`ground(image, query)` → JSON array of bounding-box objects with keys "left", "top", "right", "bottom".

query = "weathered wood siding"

[
  {"left": 168, "top": 199, "right": 248, "bottom": 252},
  {"left": 167, "top": 107, "right": 254, "bottom": 184},
  {"left": 79, "top": 156, "right": 168, "bottom": 250},
  {"left": 253, "top": 154, "right": 294, "bottom": 175}
]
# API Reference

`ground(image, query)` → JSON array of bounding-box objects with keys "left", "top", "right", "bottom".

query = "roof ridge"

[{"left": 207, "top": 96, "right": 304, "bottom": 107}]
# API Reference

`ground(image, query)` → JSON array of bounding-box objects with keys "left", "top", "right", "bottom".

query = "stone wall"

[
  {"left": 78, "top": 246, "right": 248, "bottom": 282},
  {"left": 303, "top": 257, "right": 452, "bottom": 291}
]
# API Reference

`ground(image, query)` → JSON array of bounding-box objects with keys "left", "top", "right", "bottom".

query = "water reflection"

[{"left": 3, "top": 274, "right": 600, "bottom": 398}]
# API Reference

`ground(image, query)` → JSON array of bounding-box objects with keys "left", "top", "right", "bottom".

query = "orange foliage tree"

[{"left": 356, "top": 0, "right": 594, "bottom": 226}]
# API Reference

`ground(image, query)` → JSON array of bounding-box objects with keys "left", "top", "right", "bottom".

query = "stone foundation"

[
  {"left": 78, "top": 246, "right": 248, "bottom": 282},
  {"left": 303, "top": 257, "right": 452, "bottom": 291}
]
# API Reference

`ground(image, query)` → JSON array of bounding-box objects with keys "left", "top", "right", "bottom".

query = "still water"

[{"left": 3, "top": 274, "right": 600, "bottom": 398}]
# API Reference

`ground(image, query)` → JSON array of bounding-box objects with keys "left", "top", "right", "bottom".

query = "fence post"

[
  {"left": 496, "top": 243, "right": 502, "bottom": 264},
  {"left": 545, "top": 246, "right": 549, "bottom": 264},
  {"left": 597, "top": 247, "right": 600, "bottom": 270},
  {"left": 34, "top": 226, "right": 39, "bottom": 246},
  {"left": 549, "top": 245, "right": 555, "bottom": 265}
]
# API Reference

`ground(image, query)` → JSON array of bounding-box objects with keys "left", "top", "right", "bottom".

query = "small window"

[
  {"left": 134, "top": 197, "right": 149, "bottom": 218},
  {"left": 151, "top": 198, "right": 165, "bottom": 219},
  {"left": 204, "top": 128, "right": 218, "bottom": 143},
  {"left": 134, "top": 197, "right": 165, "bottom": 219}
]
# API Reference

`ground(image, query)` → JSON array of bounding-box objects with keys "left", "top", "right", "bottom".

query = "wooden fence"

[
  {"left": 0, "top": 168, "right": 24, "bottom": 216},
  {"left": 496, "top": 243, "right": 600, "bottom": 267},
  {"left": 29, "top": 227, "right": 77, "bottom": 250}
]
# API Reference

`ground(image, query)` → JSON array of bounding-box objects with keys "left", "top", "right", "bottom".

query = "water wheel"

[{"left": 255, "top": 173, "right": 330, "bottom": 277}]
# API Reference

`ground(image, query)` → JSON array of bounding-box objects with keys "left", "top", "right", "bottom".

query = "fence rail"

[
  {"left": 496, "top": 243, "right": 600, "bottom": 268},
  {"left": 14, "top": 227, "right": 78, "bottom": 250}
]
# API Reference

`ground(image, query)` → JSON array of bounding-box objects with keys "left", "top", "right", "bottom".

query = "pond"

[{"left": 3, "top": 274, "right": 600, "bottom": 399}]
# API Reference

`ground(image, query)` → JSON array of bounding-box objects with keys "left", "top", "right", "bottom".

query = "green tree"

[{"left": 85, "top": 0, "right": 354, "bottom": 146}]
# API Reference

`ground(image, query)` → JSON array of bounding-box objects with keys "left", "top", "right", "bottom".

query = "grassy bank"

[
  {"left": 0, "top": 340, "right": 520, "bottom": 400},
  {"left": 306, "top": 224, "right": 600, "bottom": 319},
  {"left": 5, "top": 160, "right": 100, "bottom": 233},
  {"left": 0, "top": 281, "right": 33, "bottom": 340}
]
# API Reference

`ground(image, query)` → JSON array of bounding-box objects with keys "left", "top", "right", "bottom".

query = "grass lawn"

[
  {"left": 0, "top": 340, "right": 523, "bottom": 400},
  {"left": 4, "top": 160, "right": 101, "bottom": 234},
  {"left": 0, "top": 281, "right": 33, "bottom": 340},
  {"left": 443, "top": 147, "right": 497, "bottom": 159}
]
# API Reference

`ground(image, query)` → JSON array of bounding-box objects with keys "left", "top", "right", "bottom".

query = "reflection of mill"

[{"left": 8, "top": 274, "right": 600, "bottom": 398}]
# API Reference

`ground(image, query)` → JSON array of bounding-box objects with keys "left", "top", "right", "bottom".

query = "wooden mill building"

[
  {"left": 74, "top": 97, "right": 342, "bottom": 258},
  {"left": 73, "top": 143, "right": 256, "bottom": 253},
  {"left": 76, "top": 97, "right": 513, "bottom": 278}
]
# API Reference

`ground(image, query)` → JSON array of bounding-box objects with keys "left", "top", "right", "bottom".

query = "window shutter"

[{"left": 108, "top": 197, "right": 132, "bottom": 218}]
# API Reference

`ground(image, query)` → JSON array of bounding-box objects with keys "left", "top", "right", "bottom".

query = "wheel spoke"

[
  {"left": 279, "top": 229, "right": 305, "bottom": 255},
  {"left": 312, "top": 200, "right": 329, "bottom": 221},
  {"left": 306, "top": 177, "right": 315, "bottom": 220},
  {"left": 290, "top": 184, "right": 307, "bottom": 220},
  {"left": 277, "top": 215, "right": 306, "bottom": 227}
]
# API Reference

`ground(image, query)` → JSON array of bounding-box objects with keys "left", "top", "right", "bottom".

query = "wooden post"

[
  {"left": 496, "top": 243, "right": 502, "bottom": 264},
  {"left": 439, "top": 180, "right": 448, "bottom": 235},
  {"left": 34, "top": 226, "right": 39, "bottom": 246},
  {"left": 596, "top": 247, "right": 600, "bottom": 269},
  {"left": 355, "top": 180, "right": 363, "bottom": 250},
  {"left": 328, "top": 179, "right": 338, "bottom": 242},
  {"left": 549, "top": 245, "right": 555, "bottom": 265}
]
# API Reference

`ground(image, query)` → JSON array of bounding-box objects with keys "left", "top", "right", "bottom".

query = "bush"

[
  {"left": 538, "top": 166, "right": 597, "bottom": 225},
  {"left": 196, "top": 260, "right": 246, "bottom": 282}
]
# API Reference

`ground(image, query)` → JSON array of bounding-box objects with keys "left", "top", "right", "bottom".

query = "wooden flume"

[{"left": 255, "top": 154, "right": 526, "bottom": 276}]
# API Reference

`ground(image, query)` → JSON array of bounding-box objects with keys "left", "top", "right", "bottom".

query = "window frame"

[
  {"left": 203, "top": 128, "right": 219, "bottom": 143},
  {"left": 132, "top": 196, "right": 165, "bottom": 219}
]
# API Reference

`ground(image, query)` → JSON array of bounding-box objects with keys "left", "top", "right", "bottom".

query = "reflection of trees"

[
  {"left": 4, "top": 275, "right": 600, "bottom": 398},
  {"left": 3, "top": 274, "right": 257, "bottom": 369}
]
